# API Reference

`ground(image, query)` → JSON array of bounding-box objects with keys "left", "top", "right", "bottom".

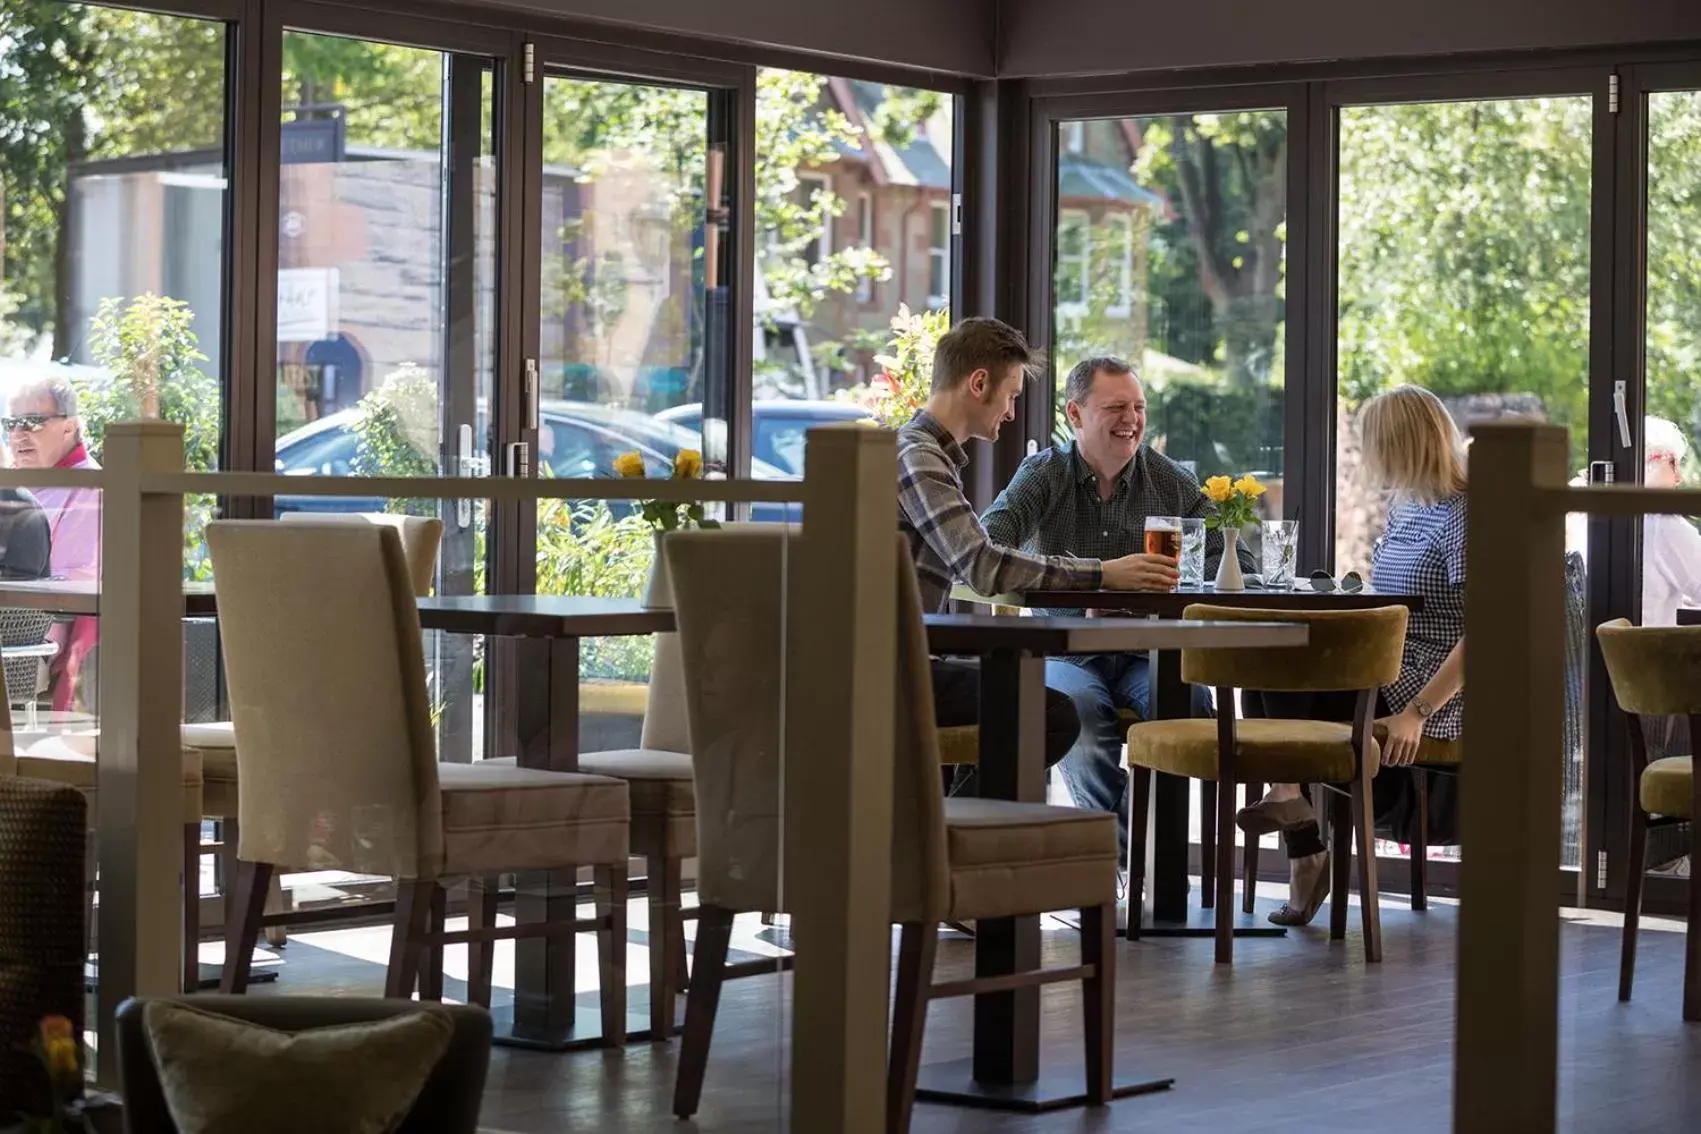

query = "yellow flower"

[
  {"left": 672, "top": 448, "right": 703, "bottom": 480},
  {"left": 1203, "top": 475, "right": 1234, "bottom": 503},
  {"left": 1233, "top": 474, "right": 1266, "bottom": 499},
  {"left": 39, "top": 1015, "right": 77, "bottom": 1079},
  {"left": 612, "top": 450, "right": 646, "bottom": 478}
]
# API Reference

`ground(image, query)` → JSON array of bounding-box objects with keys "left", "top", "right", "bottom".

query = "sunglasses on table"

[
  {"left": 1307, "top": 570, "right": 1365, "bottom": 594},
  {"left": 2, "top": 413, "right": 68, "bottom": 433}
]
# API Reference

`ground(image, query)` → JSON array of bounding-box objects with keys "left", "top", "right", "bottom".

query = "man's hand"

[
  {"left": 1102, "top": 553, "right": 1179, "bottom": 592},
  {"left": 1375, "top": 707, "right": 1425, "bottom": 767}
]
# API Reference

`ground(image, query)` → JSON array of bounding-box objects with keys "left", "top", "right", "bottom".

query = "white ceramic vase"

[
  {"left": 642, "top": 530, "right": 672, "bottom": 610},
  {"left": 1213, "top": 527, "right": 1246, "bottom": 592}
]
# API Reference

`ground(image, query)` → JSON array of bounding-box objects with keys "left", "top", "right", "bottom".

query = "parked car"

[
  {"left": 654, "top": 399, "right": 871, "bottom": 478},
  {"left": 273, "top": 401, "right": 795, "bottom": 521}
]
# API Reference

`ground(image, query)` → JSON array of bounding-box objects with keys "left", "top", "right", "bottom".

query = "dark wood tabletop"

[
  {"left": 1008, "top": 585, "right": 1423, "bottom": 615},
  {"left": 922, "top": 613, "right": 1308, "bottom": 655},
  {"left": 416, "top": 595, "right": 675, "bottom": 637}
]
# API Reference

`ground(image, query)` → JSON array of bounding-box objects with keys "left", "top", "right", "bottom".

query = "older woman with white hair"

[{"left": 1639, "top": 415, "right": 1701, "bottom": 628}]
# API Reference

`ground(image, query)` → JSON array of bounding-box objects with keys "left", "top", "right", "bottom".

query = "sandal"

[
  {"left": 1268, "top": 852, "right": 1330, "bottom": 927},
  {"left": 1235, "top": 795, "right": 1317, "bottom": 837}
]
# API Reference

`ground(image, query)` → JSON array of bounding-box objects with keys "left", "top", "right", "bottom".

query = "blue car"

[
  {"left": 655, "top": 399, "right": 872, "bottom": 478},
  {"left": 273, "top": 402, "right": 796, "bottom": 521}
]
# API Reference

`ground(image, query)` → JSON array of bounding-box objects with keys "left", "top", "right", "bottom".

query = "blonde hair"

[{"left": 1356, "top": 385, "right": 1467, "bottom": 505}]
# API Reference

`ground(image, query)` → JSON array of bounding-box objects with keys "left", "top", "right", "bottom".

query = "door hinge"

[
  {"left": 523, "top": 42, "right": 535, "bottom": 84},
  {"left": 1609, "top": 72, "right": 1620, "bottom": 114},
  {"left": 951, "top": 192, "right": 963, "bottom": 237},
  {"left": 1596, "top": 850, "right": 1608, "bottom": 891}
]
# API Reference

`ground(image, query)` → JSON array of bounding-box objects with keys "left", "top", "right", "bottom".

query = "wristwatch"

[{"left": 1410, "top": 696, "right": 1435, "bottom": 720}]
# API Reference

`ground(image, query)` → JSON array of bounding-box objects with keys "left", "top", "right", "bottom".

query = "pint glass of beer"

[{"left": 1144, "top": 515, "right": 1183, "bottom": 566}]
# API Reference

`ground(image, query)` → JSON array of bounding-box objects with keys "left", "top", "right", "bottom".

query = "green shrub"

[{"left": 536, "top": 498, "right": 656, "bottom": 681}]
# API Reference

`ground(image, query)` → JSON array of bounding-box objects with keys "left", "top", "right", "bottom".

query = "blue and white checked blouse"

[{"left": 1372, "top": 493, "right": 1467, "bottom": 740}]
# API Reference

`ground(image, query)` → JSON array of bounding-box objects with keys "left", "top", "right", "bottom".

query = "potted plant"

[{"left": 1201, "top": 474, "right": 1266, "bottom": 591}]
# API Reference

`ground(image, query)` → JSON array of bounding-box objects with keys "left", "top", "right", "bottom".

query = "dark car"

[{"left": 273, "top": 402, "right": 794, "bottom": 520}]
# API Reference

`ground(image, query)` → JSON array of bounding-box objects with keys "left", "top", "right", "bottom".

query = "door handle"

[{"left": 1613, "top": 380, "right": 1632, "bottom": 449}]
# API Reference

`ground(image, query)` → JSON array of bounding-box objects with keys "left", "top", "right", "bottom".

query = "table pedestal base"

[
  {"left": 489, "top": 987, "right": 685, "bottom": 1051},
  {"left": 914, "top": 1056, "right": 1173, "bottom": 1113}
]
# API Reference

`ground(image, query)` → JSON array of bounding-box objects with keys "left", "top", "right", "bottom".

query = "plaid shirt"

[
  {"left": 897, "top": 412, "right": 1101, "bottom": 613},
  {"left": 983, "top": 441, "right": 1252, "bottom": 611}
]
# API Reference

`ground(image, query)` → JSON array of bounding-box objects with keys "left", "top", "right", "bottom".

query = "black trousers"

[
  {"left": 1240, "top": 689, "right": 1461, "bottom": 859},
  {"left": 931, "top": 657, "right": 1079, "bottom": 797}
]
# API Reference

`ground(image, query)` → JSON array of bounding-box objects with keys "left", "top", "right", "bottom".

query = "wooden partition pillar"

[
  {"left": 95, "top": 421, "right": 187, "bottom": 1085},
  {"left": 1454, "top": 421, "right": 1568, "bottom": 1132},
  {"left": 787, "top": 424, "right": 898, "bottom": 1134}
]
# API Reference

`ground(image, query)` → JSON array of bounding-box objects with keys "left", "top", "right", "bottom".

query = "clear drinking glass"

[
  {"left": 1262, "top": 519, "right": 1300, "bottom": 588},
  {"left": 1179, "top": 518, "right": 1207, "bottom": 587},
  {"left": 1144, "top": 516, "right": 1182, "bottom": 592}
]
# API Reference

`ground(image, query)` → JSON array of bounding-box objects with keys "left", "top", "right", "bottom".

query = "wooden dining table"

[{"left": 955, "top": 583, "right": 1423, "bottom": 939}]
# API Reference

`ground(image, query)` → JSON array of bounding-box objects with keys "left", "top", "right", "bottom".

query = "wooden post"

[
  {"left": 95, "top": 421, "right": 185, "bottom": 1086},
  {"left": 787, "top": 424, "right": 897, "bottom": 1134},
  {"left": 1454, "top": 421, "right": 1568, "bottom": 1133}
]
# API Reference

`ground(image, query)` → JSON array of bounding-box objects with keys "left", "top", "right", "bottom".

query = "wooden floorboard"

[{"left": 242, "top": 895, "right": 1701, "bottom": 1132}]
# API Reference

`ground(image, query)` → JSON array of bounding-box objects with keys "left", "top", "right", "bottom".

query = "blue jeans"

[{"left": 1046, "top": 653, "right": 1215, "bottom": 858}]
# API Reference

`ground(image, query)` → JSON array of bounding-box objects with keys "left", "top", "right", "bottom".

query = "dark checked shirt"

[
  {"left": 897, "top": 412, "right": 1101, "bottom": 613},
  {"left": 983, "top": 441, "right": 1252, "bottom": 615}
]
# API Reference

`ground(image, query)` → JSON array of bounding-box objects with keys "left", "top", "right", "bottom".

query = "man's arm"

[
  {"left": 982, "top": 456, "right": 1053, "bottom": 551},
  {"left": 899, "top": 440, "right": 1099, "bottom": 597}
]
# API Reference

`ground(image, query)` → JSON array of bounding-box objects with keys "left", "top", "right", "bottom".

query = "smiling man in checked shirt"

[
  {"left": 896, "top": 320, "right": 1169, "bottom": 797},
  {"left": 982, "top": 356, "right": 1253, "bottom": 858}
]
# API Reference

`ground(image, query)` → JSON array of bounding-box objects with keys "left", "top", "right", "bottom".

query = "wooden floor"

[{"left": 244, "top": 888, "right": 1701, "bottom": 1133}]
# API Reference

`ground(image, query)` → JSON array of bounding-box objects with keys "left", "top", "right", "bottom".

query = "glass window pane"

[
  {"left": 0, "top": 4, "right": 227, "bottom": 726},
  {"left": 1335, "top": 96, "right": 1593, "bottom": 869},
  {"left": 755, "top": 69, "right": 952, "bottom": 444},
  {"left": 1052, "top": 112, "right": 1287, "bottom": 518}
]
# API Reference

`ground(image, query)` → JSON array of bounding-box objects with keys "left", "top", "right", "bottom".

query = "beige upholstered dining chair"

[
  {"left": 667, "top": 526, "right": 1119, "bottom": 1133},
  {"left": 206, "top": 519, "right": 631, "bottom": 1030},
  {"left": 483, "top": 631, "right": 696, "bottom": 1038},
  {"left": 184, "top": 512, "right": 444, "bottom": 949},
  {"left": 1125, "top": 603, "right": 1407, "bottom": 965},
  {"left": 1595, "top": 618, "right": 1701, "bottom": 1020}
]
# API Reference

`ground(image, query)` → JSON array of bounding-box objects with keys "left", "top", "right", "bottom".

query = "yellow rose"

[
  {"left": 39, "top": 1016, "right": 77, "bottom": 1079},
  {"left": 1233, "top": 474, "right": 1267, "bottom": 498},
  {"left": 673, "top": 448, "right": 704, "bottom": 479},
  {"left": 612, "top": 450, "right": 646, "bottom": 478},
  {"left": 1203, "top": 475, "right": 1233, "bottom": 503}
]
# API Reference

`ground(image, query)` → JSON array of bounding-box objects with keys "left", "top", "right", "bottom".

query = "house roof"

[
  {"left": 1058, "top": 157, "right": 1164, "bottom": 209},
  {"left": 828, "top": 80, "right": 953, "bottom": 191}
]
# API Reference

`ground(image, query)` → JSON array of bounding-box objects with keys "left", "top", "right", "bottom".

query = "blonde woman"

[{"left": 1238, "top": 385, "right": 1468, "bottom": 925}]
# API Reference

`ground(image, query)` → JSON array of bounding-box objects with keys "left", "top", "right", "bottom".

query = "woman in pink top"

[{"left": 7, "top": 375, "right": 101, "bottom": 712}]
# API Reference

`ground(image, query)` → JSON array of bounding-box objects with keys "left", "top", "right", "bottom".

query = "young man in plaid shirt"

[{"left": 896, "top": 318, "right": 1171, "bottom": 791}]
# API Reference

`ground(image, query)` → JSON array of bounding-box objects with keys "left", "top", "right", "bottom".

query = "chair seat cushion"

[
  {"left": 484, "top": 750, "right": 695, "bottom": 858},
  {"left": 1126, "top": 718, "right": 1378, "bottom": 783},
  {"left": 1641, "top": 756, "right": 1693, "bottom": 819},
  {"left": 20, "top": 738, "right": 204, "bottom": 821},
  {"left": 179, "top": 723, "right": 240, "bottom": 816},
  {"left": 436, "top": 761, "right": 628, "bottom": 876},
  {"left": 940, "top": 798, "right": 1117, "bottom": 921},
  {"left": 936, "top": 726, "right": 978, "bottom": 767},
  {"left": 181, "top": 721, "right": 235, "bottom": 750}
]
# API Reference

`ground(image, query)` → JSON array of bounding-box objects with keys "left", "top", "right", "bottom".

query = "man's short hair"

[
  {"left": 1063, "top": 356, "right": 1138, "bottom": 405},
  {"left": 929, "top": 317, "right": 1036, "bottom": 394},
  {"left": 12, "top": 374, "right": 79, "bottom": 418}
]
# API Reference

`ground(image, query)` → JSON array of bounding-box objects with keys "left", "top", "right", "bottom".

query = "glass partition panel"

[
  {"left": 1049, "top": 112, "right": 1287, "bottom": 521},
  {"left": 1336, "top": 95, "right": 1594, "bottom": 870}
]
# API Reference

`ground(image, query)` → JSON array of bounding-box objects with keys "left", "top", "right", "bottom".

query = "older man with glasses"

[{"left": 6, "top": 375, "right": 101, "bottom": 712}]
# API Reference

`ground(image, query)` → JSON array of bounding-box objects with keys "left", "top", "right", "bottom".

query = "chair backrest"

[
  {"left": 1595, "top": 618, "right": 1701, "bottom": 717},
  {"left": 1178, "top": 603, "right": 1408, "bottom": 692},
  {"left": 665, "top": 526, "right": 948, "bottom": 919},
  {"left": 279, "top": 512, "right": 444, "bottom": 597},
  {"left": 207, "top": 521, "right": 442, "bottom": 879},
  {"left": 638, "top": 632, "right": 689, "bottom": 753}
]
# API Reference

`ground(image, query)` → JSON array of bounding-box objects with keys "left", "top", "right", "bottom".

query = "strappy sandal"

[{"left": 1268, "top": 852, "right": 1330, "bottom": 927}]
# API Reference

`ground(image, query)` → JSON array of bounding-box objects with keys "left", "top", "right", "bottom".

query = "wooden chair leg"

[
  {"left": 384, "top": 879, "right": 433, "bottom": 999},
  {"left": 263, "top": 870, "right": 289, "bottom": 949},
  {"left": 419, "top": 882, "right": 447, "bottom": 1002},
  {"left": 1080, "top": 902, "right": 1115, "bottom": 1106},
  {"left": 1125, "top": 766, "right": 1151, "bottom": 940},
  {"left": 886, "top": 922, "right": 938, "bottom": 1134},
  {"left": 648, "top": 855, "right": 683, "bottom": 1041},
  {"left": 675, "top": 905, "right": 735, "bottom": 1119},
  {"left": 467, "top": 874, "right": 499, "bottom": 1009},
  {"left": 1686, "top": 825, "right": 1701, "bottom": 1022},
  {"left": 1199, "top": 780, "right": 1217, "bottom": 909},
  {"left": 1214, "top": 775, "right": 1236, "bottom": 964},
  {"left": 1329, "top": 790, "right": 1352, "bottom": 942},
  {"left": 182, "top": 822, "right": 202, "bottom": 993},
  {"left": 1242, "top": 780, "right": 1263, "bottom": 915},
  {"left": 672, "top": 907, "right": 691, "bottom": 992},
  {"left": 1410, "top": 769, "right": 1429, "bottom": 911},
  {"left": 1351, "top": 770, "right": 1383, "bottom": 963},
  {"left": 219, "top": 860, "right": 272, "bottom": 994},
  {"left": 595, "top": 863, "right": 629, "bottom": 1047}
]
